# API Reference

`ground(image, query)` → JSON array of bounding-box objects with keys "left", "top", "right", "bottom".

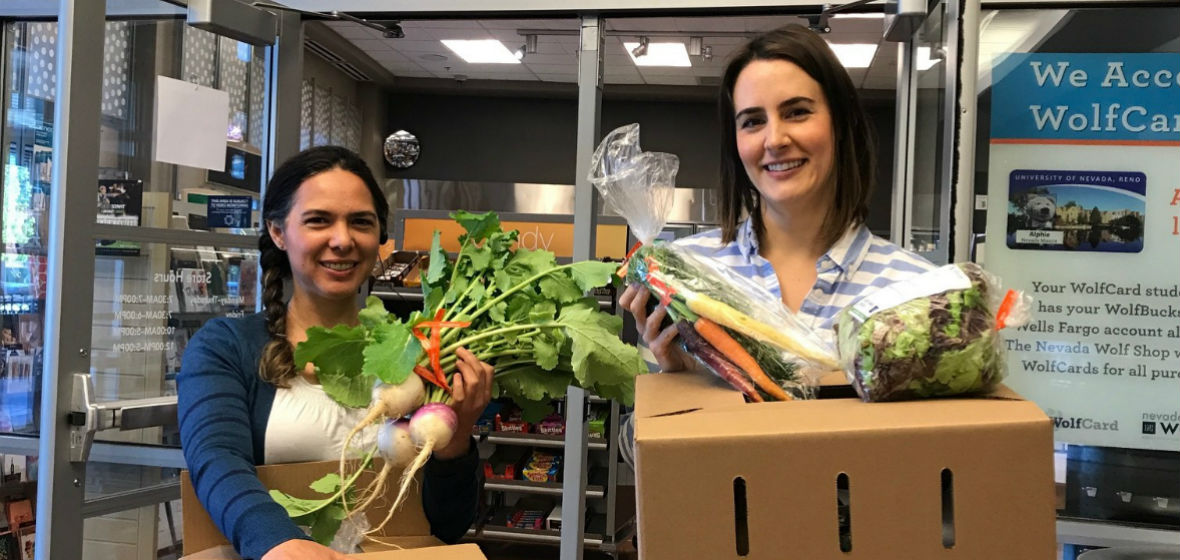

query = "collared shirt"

[{"left": 674, "top": 217, "right": 936, "bottom": 349}]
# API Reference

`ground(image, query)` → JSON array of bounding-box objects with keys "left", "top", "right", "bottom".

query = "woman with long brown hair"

[{"left": 179, "top": 146, "right": 491, "bottom": 559}]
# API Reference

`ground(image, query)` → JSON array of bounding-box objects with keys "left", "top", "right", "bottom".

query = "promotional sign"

[
  {"left": 206, "top": 196, "right": 252, "bottom": 229},
  {"left": 986, "top": 53, "right": 1180, "bottom": 451},
  {"left": 95, "top": 179, "right": 143, "bottom": 256}
]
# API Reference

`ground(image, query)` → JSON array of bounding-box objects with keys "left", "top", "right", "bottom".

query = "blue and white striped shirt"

[{"left": 673, "top": 217, "right": 935, "bottom": 350}]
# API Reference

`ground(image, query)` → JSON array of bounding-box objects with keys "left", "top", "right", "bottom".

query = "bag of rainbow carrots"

[{"left": 589, "top": 124, "right": 838, "bottom": 401}]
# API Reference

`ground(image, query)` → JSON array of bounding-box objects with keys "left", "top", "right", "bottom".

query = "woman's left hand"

[{"left": 434, "top": 347, "right": 493, "bottom": 460}]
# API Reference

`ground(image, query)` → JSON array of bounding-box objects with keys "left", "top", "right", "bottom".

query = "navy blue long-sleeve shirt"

[{"left": 178, "top": 313, "right": 479, "bottom": 559}]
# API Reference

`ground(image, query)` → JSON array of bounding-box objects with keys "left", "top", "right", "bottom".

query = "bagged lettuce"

[{"left": 835, "top": 263, "right": 1031, "bottom": 402}]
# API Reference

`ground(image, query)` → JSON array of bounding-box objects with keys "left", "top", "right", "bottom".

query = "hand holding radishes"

[
  {"left": 433, "top": 347, "right": 493, "bottom": 460},
  {"left": 268, "top": 211, "right": 646, "bottom": 547}
]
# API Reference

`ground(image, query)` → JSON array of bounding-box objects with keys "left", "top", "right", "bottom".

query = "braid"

[{"left": 258, "top": 236, "right": 296, "bottom": 387}]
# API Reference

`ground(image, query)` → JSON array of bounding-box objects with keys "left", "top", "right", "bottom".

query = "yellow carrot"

[
  {"left": 685, "top": 292, "right": 839, "bottom": 370},
  {"left": 694, "top": 317, "right": 792, "bottom": 401}
]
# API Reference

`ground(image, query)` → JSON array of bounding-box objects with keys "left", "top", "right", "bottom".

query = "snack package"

[
  {"left": 587, "top": 408, "right": 606, "bottom": 439},
  {"left": 536, "top": 413, "right": 565, "bottom": 436},
  {"left": 589, "top": 124, "right": 837, "bottom": 401},
  {"left": 493, "top": 405, "right": 531, "bottom": 433},
  {"left": 521, "top": 451, "right": 562, "bottom": 483},
  {"left": 834, "top": 262, "right": 1032, "bottom": 402}
]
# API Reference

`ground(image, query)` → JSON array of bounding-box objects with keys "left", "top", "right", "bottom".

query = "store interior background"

[{"left": 0, "top": 3, "right": 1178, "bottom": 559}]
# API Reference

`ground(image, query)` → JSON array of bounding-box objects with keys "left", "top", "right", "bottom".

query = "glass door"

[
  {"left": 894, "top": 0, "right": 961, "bottom": 265},
  {"left": 0, "top": 1, "right": 283, "bottom": 558}
]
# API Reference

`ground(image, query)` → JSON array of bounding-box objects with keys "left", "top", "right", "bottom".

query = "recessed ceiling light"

[
  {"left": 440, "top": 39, "right": 520, "bottom": 64},
  {"left": 419, "top": 53, "right": 448, "bottom": 62},
  {"left": 623, "top": 41, "right": 691, "bottom": 67},
  {"left": 826, "top": 43, "right": 878, "bottom": 68}
]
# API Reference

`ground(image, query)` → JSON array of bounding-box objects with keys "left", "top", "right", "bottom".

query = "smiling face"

[
  {"left": 267, "top": 167, "right": 381, "bottom": 305},
  {"left": 732, "top": 58, "right": 836, "bottom": 219}
]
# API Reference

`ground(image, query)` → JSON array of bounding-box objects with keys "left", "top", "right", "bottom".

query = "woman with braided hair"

[{"left": 178, "top": 146, "right": 492, "bottom": 560}]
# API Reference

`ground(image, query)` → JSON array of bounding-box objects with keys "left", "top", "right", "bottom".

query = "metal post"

[
  {"left": 36, "top": 0, "right": 105, "bottom": 558},
  {"left": 265, "top": 11, "right": 302, "bottom": 179},
  {"left": 561, "top": 13, "right": 603, "bottom": 560},
  {"left": 952, "top": 0, "right": 981, "bottom": 262},
  {"left": 258, "top": 10, "right": 300, "bottom": 311},
  {"left": 891, "top": 40, "right": 917, "bottom": 248},
  {"left": 934, "top": 0, "right": 958, "bottom": 266}
]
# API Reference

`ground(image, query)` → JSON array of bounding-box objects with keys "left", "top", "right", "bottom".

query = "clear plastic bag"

[
  {"left": 588, "top": 123, "right": 678, "bottom": 244},
  {"left": 589, "top": 124, "right": 837, "bottom": 400},
  {"left": 327, "top": 511, "right": 371, "bottom": 553},
  {"left": 834, "top": 262, "right": 1033, "bottom": 402}
]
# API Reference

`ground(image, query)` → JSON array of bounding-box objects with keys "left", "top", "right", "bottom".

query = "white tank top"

[{"left": 265, "top": 376, "right": 378, "bottom": 464}]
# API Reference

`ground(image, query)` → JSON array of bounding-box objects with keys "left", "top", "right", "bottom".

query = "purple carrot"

[{"left": 675, "top": 320, "right": 763, "bottom": 402}]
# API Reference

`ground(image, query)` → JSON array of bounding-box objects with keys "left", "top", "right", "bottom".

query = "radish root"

[{"left": 367, "top": 440, "right": 434, "bottom": 535}]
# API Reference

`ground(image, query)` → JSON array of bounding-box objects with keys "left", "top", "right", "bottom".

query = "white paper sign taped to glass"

[{"left": 153, "top": 75, "right": 230, "bottom": 171}]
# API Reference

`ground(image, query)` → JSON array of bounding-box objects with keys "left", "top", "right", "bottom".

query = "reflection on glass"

[
  {"left": 2, "top": 22, "right": 55, "bottom": 437},
  {"left": 90, "top": 243, "right": 258, "bottom": 446},
  {"left": 909, "top": 2, "right": 949, "bottom": 261}
]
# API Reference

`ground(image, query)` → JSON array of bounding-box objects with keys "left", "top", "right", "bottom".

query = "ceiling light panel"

[
  {"left": 826, "top": 42, "right": 878, "bottom": 68},
  {"left": 623, "top": 41, "right": 691, "bottom": 67},
  {"left": 440, "top": 39, "right": 521, "bottom": 63}
]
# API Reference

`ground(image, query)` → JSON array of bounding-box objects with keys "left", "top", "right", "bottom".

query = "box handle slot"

[
  {"left": 941, "top": 468, "right": 956, "bottom": 548},
  {"left": 837, "top": 473, "right": 852, "bottom": 553},
  {"left": 733, "top": 477, "right": 749, "bottom": 556}
]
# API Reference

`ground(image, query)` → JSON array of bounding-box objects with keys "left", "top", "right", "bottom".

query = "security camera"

[
  {"left": 802, "top": 14, "right": 831, "bottom": 33},
  {"left": 382, "top": 23, "right": 405, "bottom": 39}
]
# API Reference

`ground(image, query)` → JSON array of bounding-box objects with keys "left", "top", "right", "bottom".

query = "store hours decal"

[{"left": 986, "top": 52, "right": 1180, "bottom": 452}]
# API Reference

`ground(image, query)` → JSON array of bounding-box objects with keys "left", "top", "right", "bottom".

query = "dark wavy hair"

[
  {"left": 257, "top": 145, "right": 389, "bottom": 386},
  {"left": 717, "top": 24, "right": 876, "bottom": 249}
]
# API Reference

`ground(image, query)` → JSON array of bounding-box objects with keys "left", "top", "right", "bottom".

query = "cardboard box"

[
  {"left": 180, "top": 460, "right": 486, "bottom": 559},
  {"left": 634, "top": 371, "right": 1056, "bottom": 559}
]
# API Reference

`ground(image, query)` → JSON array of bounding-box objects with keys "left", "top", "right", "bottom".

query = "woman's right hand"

[
  {"left": 261, "top": 539, "right": 347, "bottom": 560},
  {"left": 620, "top": 283, "right": 690, "bottom": 372}
]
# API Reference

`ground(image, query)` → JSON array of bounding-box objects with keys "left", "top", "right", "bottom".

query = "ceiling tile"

[
  {"left": 329, "top": 24, "right": 376, "bottom": 40},
  {"left": 380, "top": 61, "right": 426, "bottom": 73},
  {"left": 483, "top": 19, "right": 580, "bottom": 31},
  {"left": 535, "top": 73, "right": 578, "bottom": 83},
  {"left": 525, "top": 63, "right": 574, "bottom": 74},
  {"left": 461, "top": 71, "right": 533, "bottom": 80},
  {"left": 605, "top": 74, "right": 646, "bottom": 85},
  {"left": 413, "top": 20, "right": 485, "bottom": 30},
  {"left": 519, "top": 53, "right": 573, "bottom": 65},
  {"left": 368, "top": 50, "right": 409, "bottom": 62},
  {"left": 604, "top": 68, "right": 642, "bottom": 80},
  {"left": 393, "top": 25, "right": 440, "bottom": 42},
  {"left": 393, "top": 70, "right": 436, "bottom": 78},
  {"left": 350, "top": 39, "right": 394, "bottom": 52},
  {"left": 394, "top": 39, "right": 445, "bottom": 53},
  {"left": 638, "top": 66, "right": 695, "bottom": 77},
  {"left": 643, "top": 75, "right": 698, "bottom": 86}
]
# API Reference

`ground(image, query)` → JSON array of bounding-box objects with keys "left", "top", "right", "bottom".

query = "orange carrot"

[{"left": 694, "top": 317, "right": 792, "bottom": 401}]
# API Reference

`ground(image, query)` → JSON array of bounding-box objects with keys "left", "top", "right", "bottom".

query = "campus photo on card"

[{"left": 1006, "top": 169, "right": 1145, "bottom": 252}]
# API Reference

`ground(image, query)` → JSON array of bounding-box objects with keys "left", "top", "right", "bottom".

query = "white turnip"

[{"left": 369, "top": 403, "right": 458, "bottom": 535}]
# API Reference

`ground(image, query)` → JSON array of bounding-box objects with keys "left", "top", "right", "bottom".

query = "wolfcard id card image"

[{"left": 1007, "top": 169, "right": 1145, "bottom": 253}]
